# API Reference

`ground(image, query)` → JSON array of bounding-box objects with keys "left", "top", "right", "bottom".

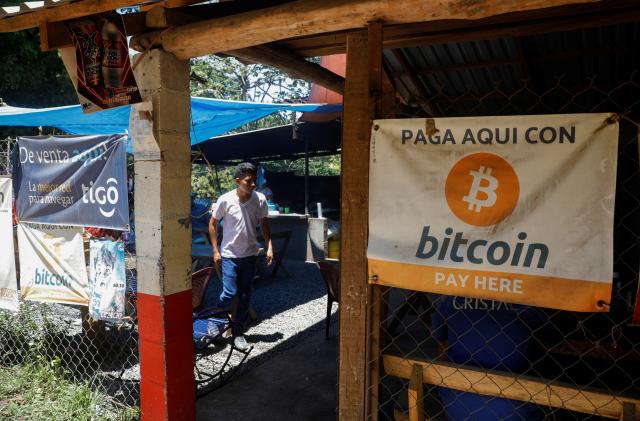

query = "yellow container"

[{"left": 328, "top": 238, "right": 340, "bottom": 259}]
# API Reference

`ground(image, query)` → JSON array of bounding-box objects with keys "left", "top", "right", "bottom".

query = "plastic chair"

[
  {"left": 192, "top": 266, "right": 215, "bottom": 311},
  {"left": 317, "top": 261, "right": 340, "bottom": 339}
]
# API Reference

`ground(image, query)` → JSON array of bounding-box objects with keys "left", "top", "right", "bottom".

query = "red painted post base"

[{"left": 138, "top": 290, "right": 195, "bottom": 421}]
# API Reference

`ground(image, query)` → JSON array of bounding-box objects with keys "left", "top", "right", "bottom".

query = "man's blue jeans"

[{"left": 217, "top": 256, "right": 257, "bottom": 333}]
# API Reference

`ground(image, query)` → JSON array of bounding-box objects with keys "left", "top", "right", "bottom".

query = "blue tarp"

[
  {"left": 193, "top": 121, "right": 341, "bottom": 164},
  {"left": 0, "top": 98, "right": 342, "bottom": 145}
]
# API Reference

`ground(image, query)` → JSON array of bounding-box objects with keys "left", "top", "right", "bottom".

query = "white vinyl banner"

[
  {"left": 368, "top": 113, "right": 618, "bottom": 312},
  {"left": 18, "top": 223, "right": 89, "bottom": 305},
  {"left": 0, "top": 177, "right": 18, "bottom": 311}
]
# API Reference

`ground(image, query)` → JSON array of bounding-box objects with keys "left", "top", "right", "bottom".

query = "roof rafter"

[
  {"left": 279, "top": 0, "right": 640, "bottom": 56},
  {"left": 129, "top": 0, "right": 606, "bottom": 60},
  {"left": 0, "top": 0, "right": 159, "bottom": 32}
]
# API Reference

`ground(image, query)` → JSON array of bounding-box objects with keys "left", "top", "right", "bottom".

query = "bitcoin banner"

[
  {"left": 368, "top": 114, "right": 618, "bottom": 312},
  {"left": 18, "top": 223, "right": 89, "bottom": 305}
]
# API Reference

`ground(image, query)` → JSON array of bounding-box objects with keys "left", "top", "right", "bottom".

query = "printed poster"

[
  {"left": 18, "top": 223, "right": 89, "bottom": 305},
  {"left": 13, "top": 134, "right": 129, "bottom": 230},
  {"left": 368, "top": 114, "right": 618, "bottom": 312},
  {"left": 63, "top": 13, "right": 142, "bottom": 113},
  {"left": 0, "top": 176, "right": 18, "bottom": 311},
  {"left": 89, "top": 238, "right": 126, "bottom": 321}
]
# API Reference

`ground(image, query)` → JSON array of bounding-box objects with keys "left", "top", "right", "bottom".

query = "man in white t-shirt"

[{"left": 209, "top": 162, "right": 273, "bottom": 350}]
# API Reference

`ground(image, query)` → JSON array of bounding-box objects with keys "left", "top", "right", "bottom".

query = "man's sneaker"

[{"left": 233, "top": 335, "right": 250, "bottom": 351}]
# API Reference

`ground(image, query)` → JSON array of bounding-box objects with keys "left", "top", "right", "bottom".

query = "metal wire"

[
  {"left": 0, "top": 150, "right": 140, "bottom": 415},
  {"left": 0, "top": 252, "right": 140, "bottom": 415},
  {"left": 0, "top": 138, "right": 14, "bottom": 175},
  {"left": 369, "top": 73, "right": 640, "bottom": 420},
  {"left": 0, "top": 141, "right": 254, "bottom": 416}
]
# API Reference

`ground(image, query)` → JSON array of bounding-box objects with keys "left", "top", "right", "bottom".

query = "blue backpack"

[{"left": 193, "top": 308, "right": 229, "bottom": 350}]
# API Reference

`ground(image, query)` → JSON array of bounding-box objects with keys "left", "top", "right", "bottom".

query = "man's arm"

[
  {"left": 209, "top": 216, "right": 221, "bottom": 269},
  {"left": 260, "top": 217, "right": 273, "bottom": 266}
]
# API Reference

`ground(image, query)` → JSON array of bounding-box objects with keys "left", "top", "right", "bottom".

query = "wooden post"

[
  {"left": 131, "top": 49, "right": 195, "bottom": 421},
  {"left": 620, "top": 402, "right": 636, "bottom": 421},
  {"left": 339, "top": 29, "right": 371, "bottom": 421},
  {"left": 366, "top": 21, "right": 384, "bottom": 421},
  {"left": 408, "top": 364, "right": 425, "bottom": 421},
  {"left": 384, "top": 354, "right": 640, "bottom": 419}
]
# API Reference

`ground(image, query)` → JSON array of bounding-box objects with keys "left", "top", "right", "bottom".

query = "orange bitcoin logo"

[{"left": 445, "top": 152, "right": 519, "bottom": 226}]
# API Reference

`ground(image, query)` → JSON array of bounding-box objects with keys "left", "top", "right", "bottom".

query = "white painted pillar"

[{"left": 131, "top": 49, "right": 195, "bottom": 421}]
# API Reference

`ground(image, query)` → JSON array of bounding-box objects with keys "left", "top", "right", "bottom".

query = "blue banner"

[{"left": 13, "top": 134, "right": 128, "bottom": 230}]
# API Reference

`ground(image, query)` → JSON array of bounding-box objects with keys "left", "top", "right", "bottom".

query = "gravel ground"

[
  {"left": 2, "top": 258, "right": 334, "bottom": 403},
  {"left": 194, "top": 259, "right": 337, "bottom": 392}
]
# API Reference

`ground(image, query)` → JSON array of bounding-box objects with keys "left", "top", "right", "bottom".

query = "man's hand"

[
  {"left": 265, "top": 248, "right": 274, "bottom": 266},
  {"left": 213, "top": 250, "right": 222, "bottom": 270}
]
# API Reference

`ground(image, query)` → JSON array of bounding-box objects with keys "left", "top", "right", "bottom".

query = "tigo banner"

[
  {"left": 18, "top": 223, "right": 89, "bottom": 305},
  {"left": 0, "top": 177, "right": 18, "bottom": 311},
  {"left": 13, "top": 134, "right": 128, "bottom": 230},
  {"left": 89, "top": 238, "right": 126, "bottom": 321},
  {"left": 368, "top": 114, "right": 618, "bottom": 312}
]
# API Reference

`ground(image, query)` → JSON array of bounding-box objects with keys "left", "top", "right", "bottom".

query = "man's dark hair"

[{"left": 234, "top": 162, "right": 257, "bottom": 179}]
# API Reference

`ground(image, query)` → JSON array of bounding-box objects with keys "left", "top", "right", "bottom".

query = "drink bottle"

[{"left": 101, "top": 20, "right": 124, "bottom": 89}]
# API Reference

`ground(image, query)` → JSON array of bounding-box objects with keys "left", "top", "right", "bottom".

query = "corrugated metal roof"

[{"left": 385, "top": 22, "right": 640, "bottom": 117}]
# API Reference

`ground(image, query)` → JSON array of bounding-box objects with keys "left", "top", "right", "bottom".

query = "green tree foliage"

[
  {"left": 190, "top": 55, "right": 310, "bottom": 131},
  {"left": 190, "top": 56, "right": 309, "bottom": 103},
  {"left": 261, "top": 155, "right": 341, "bottom": 177},
  {"left": 0, "top": 29, "right": 76, "bottom": 108},
  {"left": 0, "top": 28, "right": 339, "bottom": 197},
  {"left": 189, "top": 55, "right": 341, "bottom": 200},
  {"left": 0, "top": 20, "right": 77, "bottom": 138}
]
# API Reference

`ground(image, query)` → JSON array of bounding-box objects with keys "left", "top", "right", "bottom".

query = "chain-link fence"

[
  {"left": 370, "top": 67, "right": 640, "bottom": 419},
  {"left": 0, "top": 145, "right": 255, "bottom": 418},
  {"left": 0, "top": 147, "right": 141, "bottom": 419},
  {"left": 0, "top": 254, "right": 140, "bottom": 419},
  {"left": 0, "top": 137, "right": 14, "bottom": 175}
]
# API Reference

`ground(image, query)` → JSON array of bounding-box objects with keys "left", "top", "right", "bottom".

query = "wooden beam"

[
  {"left": 338, "top": 29, "right": 370, "bottom": 421},
  {"left": 145, "top": 0, "right": 293, "bottom": 27},
  {"left": 278, "top": 0, "right": 639, "bottom": 57},
  {"left": 620, "top": 402, "right": 637, "bottom": 421},
  {"left": 146, "top": 5, "right": 169, "bottom": 28},
  {"left": 38, "top": 21, "right": 49, "bottom": 51},
  {"left": 383, "top": 354, "right": 640, "bottom": 420},
  {"left": 137, "top": 0, "right": 205, "bottom": 11},
  {"left": 127, "top": 27, "right": 346, "bottom": 93},
  {"left": 129, "top": 0, "right": 604, "bottom": 60},
  {"left": 408, "top": 364, "right": 425, "bottom": 421},
  {"left": 226, "top": 45, "right": 345, "bottom": 95},
  {"left": 365, "top": 23, "right": 383, "bottom": 421},
  {"left": 367, "top": 69, "right": 395, "bottom": 419},
  {"left": 0, "top": 0, "right": 160, "bottom": 33},
  {"left": 368, "top": 23, "right": 383, "bottom": 118},
  {"left": 621, "top": 402, "right": 636, "bottom": 421}
]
